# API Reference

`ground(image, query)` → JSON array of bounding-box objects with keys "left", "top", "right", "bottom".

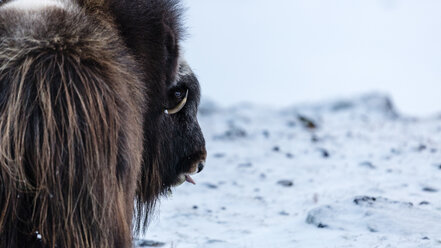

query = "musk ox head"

[
  {"left": 161, "top": 59, "right": 206, "bottom": 187},
  {"left": 107, "top": 0, "right": 207, "bottom": 226}
]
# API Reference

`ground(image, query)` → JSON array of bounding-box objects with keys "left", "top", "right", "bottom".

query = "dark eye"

[
  {"left": 174, "top": 90, "right": 183, "bottom": 99},
  {"left": 165, "top": 89, "right": 189, "bottom": 115}
]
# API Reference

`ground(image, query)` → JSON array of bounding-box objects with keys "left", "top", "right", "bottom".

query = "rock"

[
  {"left": 319, "top": 148, "right": 330, "bottom": 158},
  {"left": 207, "top": 240, "right": 225, "bottom": 244},
  {"left": 297, "top": 115, "right": 317, "bottom": 129},
  {"left": 311, "top": 134, "right": 320, "bottom": 143},
  {"left": 416, "top": 144, "right": 427, "bottom": 152},
  {"left": 331, "top": 101, "right": 353, "bottom": 111},
  {"left": 134, "top": 239, "right": 165, "bottom": 247},
  {"left": 306, "top": 213, "right": 328, "bottom": 229},
  {"left": 359, "top": 161, "right": 376, "bottom": 169},
  {"left": 353, "top": 196, "right": 377, "bottom": 206},
  {"left": 238, "top": 162, "right": 252, "bottom": 168},
  {"left": 204, "top": 183, "right": 218, "bottom": 189},
  {"left": 215, "top": 125, "right": 247, "bottom": 140},
  {"left": 213, "top": 153, "right": 226, "bottom": 158},
  {"left": 279, "top": 211, "right": 290, "bottom": 216},
  {"left": 306, "top": 196, "right": 441, "bottom": 236},
  {"left": 422, "top": 187, "right": 438, "bottom": 193},
  {"left": 277, "top": 180, "right": 294, "bottom": 187}
]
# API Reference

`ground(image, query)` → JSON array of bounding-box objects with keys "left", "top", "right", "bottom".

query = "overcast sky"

[{"left": 182, "top": 0, "right": 441, "bottom": 117}]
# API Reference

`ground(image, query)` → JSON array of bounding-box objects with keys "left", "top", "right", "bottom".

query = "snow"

[{"left": 136, "top": 93, "right": 441, "bottom": 247}]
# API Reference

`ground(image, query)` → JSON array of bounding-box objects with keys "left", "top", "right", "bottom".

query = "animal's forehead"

[
  {"left": 172, "top": 57, "right": 199, "bottom": 89},
  {"left": 175, "top": 57, "right": 192, "bottom": 83}
]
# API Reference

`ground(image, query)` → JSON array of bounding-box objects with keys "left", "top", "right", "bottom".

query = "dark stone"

[
  {"left": 238, "top": 162, "right": 252, "bottom": 168},
  {"left": 359, "top": 161, "right": 376, "bottom": 169},
  {"left": 416, "top": 144, "right": 427, "bottom": 152},
  {"left": 192, "top": 205, "right": 198, "bottom": 210},
  {"left": 272, "top": 146, "right": 280, "bottom": 152},
  {"left": 286, "top": 153, "right": 294, "bottom": 159},
  {"left": 224, "top": 128, "right": 247, "bottom": 138},
  {"left": 354, "top": 196, "right": 376, "bottom": 205},
  {"left": 207, "top": 240, "right": 225, "bottom": 244},
  {"left": 279, "top": 211, "right": 290, "bottom": 216},
  {"left": 135, "top": 240, "right": 166, "bottom": 247},
  {"left": 216, "top": 125, "right": 247, "bottom": 140},
  {"left": 419, "top": 201, "right": 430, "bottom": 205},
  {"left": 423, "top": 187, "right": 438, "bottom": 193},
  {"left": 319, "top": 149, "right": 330, "bottom": 158},
  {"left": 332, "top": 101, "right": 353, "bottom": 111},
  {"left": 311, "top": 135, "right": 320, "bottom": 143},
  {"left": 213, "top": 153, "right": 226, "bottom": 158},
  {"left": 277, "top": 180, "right": 294, "bottom": 187},
  {"left": 317, "top": 223, "right": 328, "bottom": 228},
  {"left": 204, "top": 183, "right": 218, "bottom": 189},
  {"left": 297, "top": 115, "right": 317, "bottom": 129}
]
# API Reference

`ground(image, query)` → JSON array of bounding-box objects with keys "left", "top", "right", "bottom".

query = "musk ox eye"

[
  {"left": 164, "top": 89, "right": 188, "bottom": 115},
  {"left": 174, "top": 91, "right": 183, "bottom": 98}
]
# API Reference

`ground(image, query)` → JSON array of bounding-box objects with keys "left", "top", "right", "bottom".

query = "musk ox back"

[{"left": 0, "top": 0, "right": 206, "bottom": 247}]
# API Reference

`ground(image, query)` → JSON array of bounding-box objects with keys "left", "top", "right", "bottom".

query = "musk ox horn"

[{"left": 165, "top": 89, "right": 188, "bottom": 114}]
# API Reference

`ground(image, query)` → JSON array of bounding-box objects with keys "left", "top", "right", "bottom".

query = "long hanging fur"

[
  {"left": 106, "top": 0, "right": 186, "bottom": 231},
  {"left": 0, "top": 2, "right": 145, "bottom": 247}
]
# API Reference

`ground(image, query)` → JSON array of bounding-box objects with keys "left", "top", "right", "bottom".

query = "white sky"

[{"left": 182, "top": 0, "right": 441, "bottom": 117}]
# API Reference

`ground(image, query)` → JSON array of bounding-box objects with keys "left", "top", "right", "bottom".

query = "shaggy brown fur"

[
  {"left": 0, "top": 0, "right": 205, "bottom": 247},
  {"left": 0, "top": 1, "right": 145, "bottom": 248}
]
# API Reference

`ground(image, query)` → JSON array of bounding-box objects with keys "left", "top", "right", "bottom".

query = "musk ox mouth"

[{"left": 172, "top": 153, "right": 206, "bottom": 187}]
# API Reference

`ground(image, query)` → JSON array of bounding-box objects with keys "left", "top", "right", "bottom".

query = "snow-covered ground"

[{"left": 136, "top": 93, "right": 441, "bottom": 248}]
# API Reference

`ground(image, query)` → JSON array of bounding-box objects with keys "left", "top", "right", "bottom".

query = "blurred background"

[{"left": 181, "top": 0, "right": 441, "bottom": 117}]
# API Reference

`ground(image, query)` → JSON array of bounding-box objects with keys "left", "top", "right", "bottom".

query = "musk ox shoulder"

[{"left": 0, "top": 0, "right": 206, "bottom": 247}]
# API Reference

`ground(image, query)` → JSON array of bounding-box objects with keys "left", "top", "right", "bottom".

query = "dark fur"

[
  {"left": 0, "top": 0, "right": 205, "bottom": 247},
  {"left": 106, "top": 0, "right": 206, "bottom": 230}
]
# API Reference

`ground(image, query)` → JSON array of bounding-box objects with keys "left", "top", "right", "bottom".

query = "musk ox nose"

[{"left": 197, "top": 162, "right": 205, "bottom": 173}]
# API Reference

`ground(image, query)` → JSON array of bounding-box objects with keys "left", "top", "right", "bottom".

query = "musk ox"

[{"left": 0, "top": 0, "right": 206, "bottom": 247}]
